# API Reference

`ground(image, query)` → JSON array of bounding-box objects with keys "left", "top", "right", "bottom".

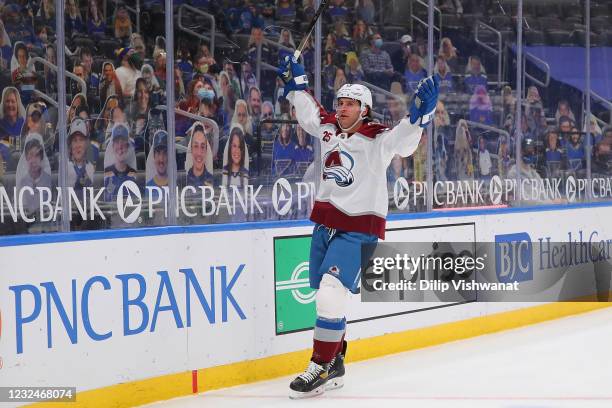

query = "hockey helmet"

[{"left": 336, "top": 84, "right": 372, "bottom": 115}]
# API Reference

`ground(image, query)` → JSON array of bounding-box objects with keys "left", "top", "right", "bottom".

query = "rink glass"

[{"left": 0, "top": 0, "right": 610, "bottom": 236}]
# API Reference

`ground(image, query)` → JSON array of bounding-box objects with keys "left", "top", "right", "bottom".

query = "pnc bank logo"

[
  {"left": 272, "top": 178, "right": 292, "bottom": 216},
  {"left": 565, "top": 175, "right": 577, "bottom": 202},
  {"left": 117, "top": 181, "right": 142, "bottom": 223},
  {"left": 393, "top": 177, "right": 410, "bottom": 209},
  {"left": 489, "top": 175, "right": 503, "bottom": 205}
]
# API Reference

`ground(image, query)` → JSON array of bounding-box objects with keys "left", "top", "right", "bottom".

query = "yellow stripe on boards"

[
  {"left": 26, "top": 302, "right": 612, "bottom": 408},
  {"left": 25, "top": 371, "right": 193, "bottom": 408}
]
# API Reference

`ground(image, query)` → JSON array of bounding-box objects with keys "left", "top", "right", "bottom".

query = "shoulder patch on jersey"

[{"left": 355, "top": 122, "right": 390, "bottom": 139}]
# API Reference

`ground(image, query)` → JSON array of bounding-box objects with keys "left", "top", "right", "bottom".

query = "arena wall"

[{"left": 1, "top": 203, "right": 611, "bottom": 407}]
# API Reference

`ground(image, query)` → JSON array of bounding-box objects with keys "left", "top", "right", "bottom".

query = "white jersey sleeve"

[
  {"left": 378, "top": 118, "right": 423, "bottom": 164},
  {"left": 286, "top": 90, "right": 323, "bottom": 138}
]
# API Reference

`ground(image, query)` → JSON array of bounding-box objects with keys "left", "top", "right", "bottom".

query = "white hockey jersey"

[{"left": 287, "top": 90, "right": 423, "bottom": 239}]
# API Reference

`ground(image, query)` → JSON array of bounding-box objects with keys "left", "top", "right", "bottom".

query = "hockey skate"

[
  {"left": 289, "top": 361, "right": 329, "bottom": 399},
  {"left": 325, "top": 340, "right": 347, "bottom": 390}
]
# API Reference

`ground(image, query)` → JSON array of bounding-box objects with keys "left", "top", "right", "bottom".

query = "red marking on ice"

[{"left": 192, "top": 370, "right": 198, "bottom": 393}]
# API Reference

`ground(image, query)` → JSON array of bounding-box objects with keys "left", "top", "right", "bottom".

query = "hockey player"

[{"left": 277, "top": 56, "right": 439, "bottom": 398}]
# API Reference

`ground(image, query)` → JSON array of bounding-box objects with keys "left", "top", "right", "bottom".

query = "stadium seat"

[
  {"left": 572, "top": 30, "right": 600, "bottom": 46},
  {"left": 546, "top": 29, "right": 575, "bottom": 46},
  {"left": 195, "top": 15, "right": 212, "bottom": 28},
  {"left": 488, "top": 15, "right": 512, "bottom": 30},
  {"left": 382, "top": 26, "right": 405, "bottom": 42},
  {"left": 381, "top": 41, "right": 401, "bottom": 59},
  {"left": 563, "top": 16, "right": 583, "bottom": 28},
  {"left": 73, "top": 36, "right": 96, "bottom": 52},
  {"left": 136, "top": 152, "right": 146, "bottom": 172},
  {"left": 96, "top": 152, "right": 105, "bottom": 172},
  {"left": 591, "top": 4, "right": 610, "bottom": 17},
  {"left": 562, "top": 4, "right": 583, "bottom": 20},
  {"left": 476, "top": 28, "right": 499, "bottom": 46},
  {"left": 232, "top": 34, "right": 251, "bottom": 51},
  {"left": 539, "top": 17, "right": 563, "bottom": 30},
  {"left": 524, "top": 30, "right": 546, "bottom": 46},
  {"left": 29, "top": 47, "right": 45, "bottom": 58},
  {"left": 461, "top": 14, "right": 480, "bottom": 31},
  {"left": 590, "top": 16, "right": 610, "bottom": 33},
  {"left": 383, "top": 1, "right": 412, "bottom": 26},
  {"left": 534, "top": 4, "right": 561, "bottom": 18},
  {"left": 93, "top": 57, "right": 105, "bottom": 76},
  {"left": 499, "top": 29, "right": 514, "bottom": 43},
  {"left": 589, "top": 32, "right": 602, "bottom": 47},
  {"left": 98, "top": 39, "right": 121, "bottom": 59},
  {"left": 442, "top": 14, "right": 464, "bottom": 30},
  {"left": 522, "top": 16, "right": 540, "bottom": 31},
  {"left": 600, "top": 30, "right": 612, "bottom": 46},
  {"left": 546, "top": 161, "right": 562, "bottom": 179},
  {"left": 8, "top": 151, "right": 20, "bottom": 172}
]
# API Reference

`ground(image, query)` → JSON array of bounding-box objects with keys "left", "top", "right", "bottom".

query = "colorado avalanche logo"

[{"left": 322, "top": 144, "right": 354, "bottom": 187}]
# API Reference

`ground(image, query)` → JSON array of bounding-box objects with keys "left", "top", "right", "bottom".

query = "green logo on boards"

[{"left": 274, "top": 236, "right": 316, "bottom": 334}]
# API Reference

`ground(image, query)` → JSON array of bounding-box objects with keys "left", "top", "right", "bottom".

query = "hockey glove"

[
  {"left": 277, "top": 55, "right": 309, "bottom": 97},
  {"left": 409, "top": 75, "right": 439, "bottom": 128}
]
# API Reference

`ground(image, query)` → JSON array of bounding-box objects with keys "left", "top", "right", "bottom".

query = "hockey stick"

[
  {"left": 280, "top": 0, "right": 328, "bottom": 83},
  {"left": 293, "top": 0, "right": 329, "bottom": 60}
]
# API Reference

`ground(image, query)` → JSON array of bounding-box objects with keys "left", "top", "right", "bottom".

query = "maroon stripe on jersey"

[
  {"left": 352, "top": 121, "right": 390, "bottom": 139},
  {"left": 310, "top": 201, "right": 386, "bottom": 239},
  {"left": 318, "top": 104, "right": 338, "bottom": 126},
  {"left": 320, "top": 111, "right": 339, "bottom": 126},
  {"left": 304, "top": 90, "right": 339, "bottom": 126}
]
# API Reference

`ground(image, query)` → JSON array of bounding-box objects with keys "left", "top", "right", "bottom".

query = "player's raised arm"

[
  {"left": 379, "top": 75, "right": 440, "bottom": 160},
  {"left": 277, "top": 56, "right": 323, "bottom": 137}
]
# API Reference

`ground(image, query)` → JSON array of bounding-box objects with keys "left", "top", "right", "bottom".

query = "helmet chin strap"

[{"left": 337, "top": 115, "right": 363, "bottom": 132}]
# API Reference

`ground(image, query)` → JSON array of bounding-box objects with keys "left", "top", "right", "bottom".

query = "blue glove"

[
  {"left": 409, "top": 75, "right": 439, "bottom": 128},
  {"left": 277, "top": 55, "right": 309, "bottom": 97}
]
